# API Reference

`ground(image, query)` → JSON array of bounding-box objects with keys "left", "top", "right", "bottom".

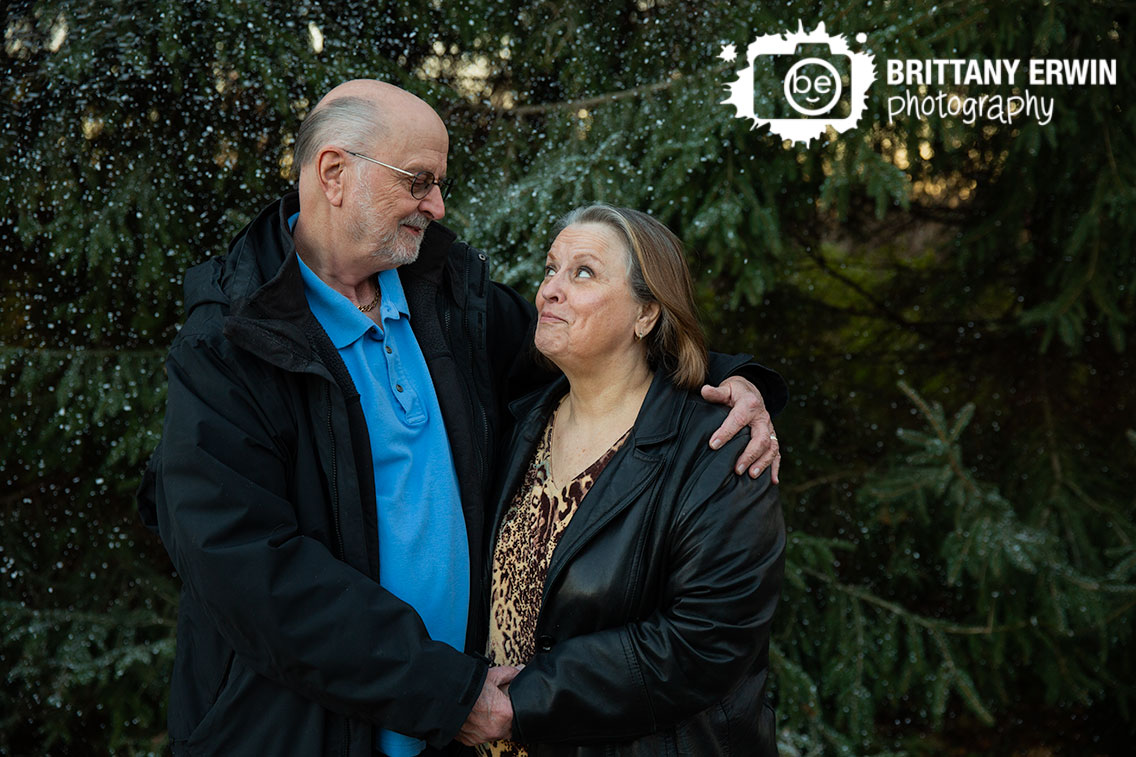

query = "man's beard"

[
  {"left": 351, "top": 178, "right": 430, "bottom": 266},
  {"left": 373, "top": 213, "right": 429, "bottom": 266}
]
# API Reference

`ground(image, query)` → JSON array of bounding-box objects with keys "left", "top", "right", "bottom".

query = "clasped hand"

[{"left": 456, "top": 665, "right": 519, "bottom": 746}]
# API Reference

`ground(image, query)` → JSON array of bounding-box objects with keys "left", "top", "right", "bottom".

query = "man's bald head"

[
  {"left": 289, "top": 80, "right": 450, "bottom": 277},
  {"left": 292, "top": 80, "right": 445, "bottom": 178}
]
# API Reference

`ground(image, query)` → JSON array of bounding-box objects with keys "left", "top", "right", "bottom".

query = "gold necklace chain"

[{"left": 358, "top": 279, "right": 380, "bottom": 312}]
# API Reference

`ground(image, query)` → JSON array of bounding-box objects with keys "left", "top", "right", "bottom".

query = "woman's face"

[{"left": 534, "top": 223, "right": 658, "bottom": 375}]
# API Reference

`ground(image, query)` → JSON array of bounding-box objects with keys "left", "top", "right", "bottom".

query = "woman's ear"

[{"left": 636, "top": 301, "right": 661, "bottom": 339}]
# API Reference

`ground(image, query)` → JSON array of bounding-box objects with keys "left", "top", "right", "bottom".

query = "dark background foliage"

[{"left": 3, "top": 1, "right": 1133, "bottom": 754}]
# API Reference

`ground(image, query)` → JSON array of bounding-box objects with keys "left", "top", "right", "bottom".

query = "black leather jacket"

[{"left": 494, "top": 370, "right": 786, "bottom": 756}]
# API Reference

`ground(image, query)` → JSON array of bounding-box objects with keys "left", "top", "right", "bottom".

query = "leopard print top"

[{"left": 476, "top": 413, "right": 630, "bottom": 757}]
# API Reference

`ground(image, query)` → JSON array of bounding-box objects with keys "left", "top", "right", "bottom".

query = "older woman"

[{"left": 476, "top": 205, "right": 785, "bottom": 756}]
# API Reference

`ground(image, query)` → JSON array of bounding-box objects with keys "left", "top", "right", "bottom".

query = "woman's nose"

[{"left": 539, "top": 273, "right": 564, "bottom": 301}]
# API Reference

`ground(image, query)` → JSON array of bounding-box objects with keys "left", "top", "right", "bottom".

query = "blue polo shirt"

[{"left": 293, "top": 231, "right": 469, "bottom": 757}]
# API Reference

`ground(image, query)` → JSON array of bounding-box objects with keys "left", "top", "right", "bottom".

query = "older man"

[{"left": 138, "top": 80, "right": 786, "bottom": 757}]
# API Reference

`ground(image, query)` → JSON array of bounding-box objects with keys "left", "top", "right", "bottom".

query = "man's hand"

[
  {"left": 456, "top": 665, "right": 519, "bottom": 746},
  {"left": 701, "top": 376, "right": 781, "bottom": 483}
]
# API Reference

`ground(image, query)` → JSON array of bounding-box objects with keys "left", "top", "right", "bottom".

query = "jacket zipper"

[
  {"left": 470, "top": 256, "right": 493, "bottom": 472},
  {"left": 442, "top": 296, "right": 488, "bottom": 469},
  {"left": 324, "top": 381, "right": 345, "bottom": 560},
  {"left": 464, "top": 251, "right": 494, "bottom": 657},
  {"left": 325, "top": 381, "right": 351, "bottom": 757},
  {"left": 462, "top": 253, "right": 489, "bottom": 474}
]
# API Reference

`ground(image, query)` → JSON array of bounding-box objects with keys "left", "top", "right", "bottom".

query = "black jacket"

[
  {"left": 495, "top": 371, "right": 786, "bottom": 756},
  {"left": 137, "top": 192, "right": 537, "bottom": 756},
  {"left": 137, "top": 192, "right": 789, "bottom": 756}
]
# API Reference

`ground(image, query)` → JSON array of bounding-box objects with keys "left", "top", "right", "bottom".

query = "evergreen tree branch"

[
  {"left": 1103, "top": 597, "right": 1136, "bottom": 626},
  {"left": 450, "top": 66, "right": 717, "bottom": 119},
  {"left": 801, "top": 247, "right": 939, "bottom": 339},
  {"left": 1034, "top": 631, "right": 1093, "bottom": 704},
  {"left": 897, "top": 380, "right": 981, "bottom": 498},
  {"left": 509, "top": 72, "right": 693, "bottom": 117},
  {"left": 0, "top": 346, "right": 165, "bottom": 358},
  {"left": 782, "top": 467, "right": 874, "bottom": 495},
  {"left": 805, "top": 295, "right": 1015, "bottom": 329},
  {"left": 1039, "top": 367, "right": 1064, "bottom": 487},
  {"left": 1102, "top": 124, "right": 1120, "bottom": 181},
  {"left": 1048, "top": 566, "right": 1136, "bottom": 594},
  {"left": 1063, "top": 478, "right": 1132, "bottom": 546},
  {"left": 930, "top": 629, "right": 995, "bottom": 724},
  {"left": 801, "top": 567, "right": 1029, "bottom": 636},
  {"left": 1057, "top": 235, "right": 1100, "bottom": 319},
  {"left": 923, "top": 9, "right": 990, "bottom": 45},
  {"left": 0, "top": 602, "right": 175, "bottom": 631}
]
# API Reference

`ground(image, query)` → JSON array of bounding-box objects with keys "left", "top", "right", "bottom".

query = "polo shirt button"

[
  {"left": 395, "top": 384, "right": 404, "bottom": 392},
  {"left": 386, "top": 346, "right": 392, "bottom": 354}
]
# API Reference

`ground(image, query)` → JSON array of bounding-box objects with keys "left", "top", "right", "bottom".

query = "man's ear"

[
  {"left": 637, "top": 301, "right": 661, "bottom": 338},
  {"left": 315, "top": 147, "right": 349, "bottom": 207}
]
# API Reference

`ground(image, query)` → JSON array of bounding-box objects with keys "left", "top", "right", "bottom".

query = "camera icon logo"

[{"left": 722, "top": 21, "right": 876, "bottom": 146}]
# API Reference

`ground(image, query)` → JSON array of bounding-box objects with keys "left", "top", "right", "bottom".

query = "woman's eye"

[
  {"left": 543, "top": 264, "right": 555, "bottom": 277},
  {"left": 576, "top": 267, "right": 593, "bottom": 278}
]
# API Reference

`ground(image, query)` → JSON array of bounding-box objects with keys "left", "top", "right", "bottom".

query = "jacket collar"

[
  {"left": 201, "top": 191, "right": 458, "bottom": 369},
  {"left": 297, "top": 260, "right": 411, "bottom": 350},
  {"left": 402, "top": 212, "right": 457, "bottom": 288},
  {"left": 495, "top": 369, "right": 695, "bottom": 602},
  {"left": 228, "top": 192, "right": 457, "bottom": 319},
  {"left": 226, "top": 193, "right": 307, "bottom": 323}
]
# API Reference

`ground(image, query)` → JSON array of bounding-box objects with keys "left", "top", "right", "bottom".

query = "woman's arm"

[{"left": 506, "top": 438, "right": 786, "bottom": 745}]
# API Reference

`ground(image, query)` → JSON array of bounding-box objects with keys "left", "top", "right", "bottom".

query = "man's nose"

[{"left": 418, "top": 184, "right": 445, "bottom": 220}]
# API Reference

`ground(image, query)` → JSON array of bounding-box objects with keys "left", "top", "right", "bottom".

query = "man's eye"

[
  {"left": 576, "top": 267, "right": 593, "bottom": 278},
  {"left": 543, "top": 265, "right": 555, "bottom": 277}
]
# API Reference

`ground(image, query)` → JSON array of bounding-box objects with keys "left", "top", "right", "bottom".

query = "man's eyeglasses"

[{"left": 344, "top": 150, "right": 454, "bottom": 200}]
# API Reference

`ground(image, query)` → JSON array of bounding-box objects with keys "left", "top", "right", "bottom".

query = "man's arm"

[{"left": 153, "top": 334, "right": 486, "bottom": 747}]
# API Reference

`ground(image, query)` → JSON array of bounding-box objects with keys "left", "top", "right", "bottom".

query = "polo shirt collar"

[
  {"left": 376, "top": 267, "right": 411, "bottom": 321},
  {"left": 294, "top": 256, "right": 411, "bottom": 349},
  {"left": 294, "top": 254, "right": 369, "bottom": 348}
]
